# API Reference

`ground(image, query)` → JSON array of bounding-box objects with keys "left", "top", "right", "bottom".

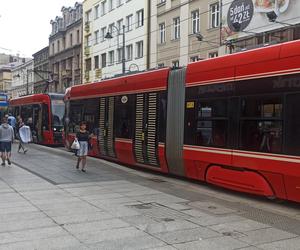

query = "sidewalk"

[{"left": 0, "top": 144, "right": 299, "bottom": 249}]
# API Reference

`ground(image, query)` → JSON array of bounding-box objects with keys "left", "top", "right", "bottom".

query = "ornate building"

[
  {"left": 49, "top": 2, "right": 83, "bottom": 93},
  {"left": 32, "top": 47, "right": 50, "bottom": 94}
]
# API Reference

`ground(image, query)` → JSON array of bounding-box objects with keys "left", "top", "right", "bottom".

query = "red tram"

[
  {"left": 65, "top": 40, "right": 300, "bottom": 203},
  {"left": 10, "top": 93, "right": 65, "bottom": 145}
]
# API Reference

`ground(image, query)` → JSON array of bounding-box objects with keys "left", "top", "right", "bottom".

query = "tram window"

[
  {"left": 239, "top": 95, "right": 283, "bottom": 153},
  {"left": 158, "top": 92, "right": 167, "bottom": 142},
  {"left": 115, "top": 95, "right": 134, "bottom": 139},
  {"left": 241, "top": 96, "right": 282, "bottom": 118},
  {"left": 69, "top": 102, "right": 83, "bottom": 133},
  {"left": 285, "top": 93, "right": 300, "bottom": 156},
  {"left": 42, "top": 104, "right": 49, "bottom": 130},
  {"left": 21, "top": 105, "right": 33, "bottom": 123},
  {"left": 240, "top": 121, "right": 282, "bottom": 153},
  {"left": 185, "top": 98, "right": 228, "bottom": 147},
  {"left": 82, "top": 98, "right": 99, "bottom": 134}
]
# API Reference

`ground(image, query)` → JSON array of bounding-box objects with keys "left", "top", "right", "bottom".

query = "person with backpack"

[{"left": 0, "top": 117, "right": 14, "bottom": 166}]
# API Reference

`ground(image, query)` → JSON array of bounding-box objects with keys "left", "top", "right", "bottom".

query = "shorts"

[
  {"left": 0, "top": 141, "right": 12, "bottom": 153},
  {"left": 77, "top": 141, "right": 88, "bottom": 157}
]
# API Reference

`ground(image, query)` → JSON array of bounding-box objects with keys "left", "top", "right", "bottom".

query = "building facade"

[
  {"left": 82, "top": 0, "right": 150, "bottom": 82},
  {"left": 10, "top": 60, "right": 34, "bottom": 98},
  {"left": 0, "top": 68, "right": 12, "bottom": 95},
  {"left": 32, "top": 47, "right": 50, "bottom": 94},
  {"left": 49, "top": 2, "right": 83, "bottom": 93},
  {"left": 151, "top": 0, "right": 221, "bottom": 68}
]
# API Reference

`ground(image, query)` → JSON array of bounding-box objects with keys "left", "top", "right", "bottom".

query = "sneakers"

[
  {"left": 1, "top": 162, "right": 5, "bottom": 167},
  {"left": 81, "top": 169, "right": 86, "bottom": 172},
  {"left": 7, "top": 159, "right": 11, "bottom": 165},
  {"left": 24, "top": 149, "right": 28, "bottom": 154}
]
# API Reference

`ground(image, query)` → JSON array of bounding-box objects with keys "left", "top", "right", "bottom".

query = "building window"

[
  {"left": 158, "top": 63, "right": 165, "bottom": 68},
  {"left": 159, "top": 0, "right": 166, "bottom": 4},
  {"left": 117, "top": 0, "right": 123, "bottom": 7},
  {"left": 136, "top": 41, "right": 143, "bottom": 58},
  {"left": 52, "top": 43, "right": 55, "bottom": 54},
  {"left": 159, "top": 23, "right": 166, "bottom": 44},
  {"left": 210, "top": 2, "right": 220, "bottom": 28},
  {"left": 126, "top": 14, "right": 133, "bottom": 32},
  {"left": 101, "top": 53, "right": 107, "bottom": 68},
  {"left": 117, "top": 19, "right": 124, "bottom": 32},
  {"left": 108, "top": 50, "right": 114, "bottom": 65},
  {"left": 95, "top": 5, "right": 99, "bottom": 19},
  {"left": 85, "top": 58, "right": 91, "bottom": 71},
  {"left": 117, "top": 48, "right": 123, "bottom": 63},
  {"left": 85, "top": 10, "right": 92, "bottom": 22},
  {"left": 94, "top": 30, "right": 99, "bottom": 44},
  {"left": 77, "top": 30, "right": 80, "bottom": 44},
  {"left": 86, "top": 34, "right": 92, "bottom": 47},
  {"left": 126, "top": 44, "right": 133, "bottom": 61},
  {"left": 172, "top": 60, "right": 179, "bottom": 68},
  {"left": 209, "top": 51, "right": 218, "bottom": 58},
  {"left": 136, "top": 9, "right": 144, "bottom": 28},
  {"left": 173, "top": 17, "right": 180, "bottom": 40},
  {"left": 190, "top": 56, "right": 199, "bottom": 62},
  {"left": 108, "top": 0, "right": 114, "bottom": 11},
  {"left": 57, "top": 40, "right": 60, "bottom": 52},
  {"left": 108, "top": 23, "right": 115, "bottom": 34},
  {"left": 101, "top": 27, "right": 107, "bottom": 42},
  {"left": 70, "top": 33, "right": 73, "bottom": 47},
  {"left": 94, "top": 55, "right": 99, "bottom": 69},
  {"left": 101, "top": 0, "right": 107, "bottom": 16},
  {"left": 191, "top": 10, "right": 200, "bottom": 34}
]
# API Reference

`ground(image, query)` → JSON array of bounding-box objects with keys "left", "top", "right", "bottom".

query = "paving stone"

[
  {"left": 63, "top": 218, "right": 129, "bottom": 234},
  {"left": 174, "top": 236, "right": 249, "bottom": 250},
  {"left": 0, "top": 226, "right": 68, "bottom": 245},
  {"left": 52, "top": 211, "right": 115, "bottom": 225},
  {"left": 0, "top": 205, "right": 39, "bottom": 215},
  {"left": 76, "top": 226, "right": 147, "bottom": 244},
  {"left": 188, "top": 214, "right": 245, "bottom": 227},
  {"left": 209, "top": 219, "right": 270, "bottom": 233},
  {"left": 141, "top": 219, "right": 200, "bottom": 234},
  {"left": 88, "top": 235, "right": 166, "bottom": 250},
  {"left": 188, "top": 201, "right": 237, "bottom": 215},
  {"left": 0, "top": 236, "right": 84, "bottom": 250},
  {"left": 0, "top": 218, "right": 56, "bottom": 233},
  {"left": 0, "top": 211, "right": 47, "bottom": 223},
  {"left": 238, "top": 228, "right": 298, "bottom": 245},
  {"left": 147, "top": 246, "right": 178, "bottom": 250},
  {"left": 258, "top": 236, "right": 300, "bottom": 250},
  {"left": 153, "top": 227, "right": 220, "bottom": 244}
]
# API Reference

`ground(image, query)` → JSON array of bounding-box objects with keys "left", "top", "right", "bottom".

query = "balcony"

[
  {"left": 74, "top": 68, "right": 81, "bottom": 76},
  {"left": 61, "top": 69, "right": 72, "bottom": 79},
  {"left": 84, "top": 22, "right": 90, "bottom": 33},
  {"left": 84, "top": 47, "right": 90, "bottom": 56},
  {"left": 95, "top": 68, "right": 102, "bottom": 79},
  {"left": 84, "top": 70, "right": 90, "bottom": 81}
]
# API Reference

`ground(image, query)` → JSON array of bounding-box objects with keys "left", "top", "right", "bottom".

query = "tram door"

[
  {"left": 98, "top": 97, "right": 116, "bottom": 158},
  {"left": 134, "top": 93, "right": 159, "bottom": 167},
  {"left": 32, "top": 104, "right": 43, "bottom": 143}
]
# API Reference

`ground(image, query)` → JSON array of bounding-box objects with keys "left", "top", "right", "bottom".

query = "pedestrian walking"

[
  {"left": 16, "top": 118, "right": 28, "bottom": 154},
  {"left": 0, "top": 117, "right": 14, "bottom": 166},
  {"left": 75, "top": 121, "right": 91, "bottom": 172},
  {"left": 8, "top": 113, "right": 16, "bottom": 137}
]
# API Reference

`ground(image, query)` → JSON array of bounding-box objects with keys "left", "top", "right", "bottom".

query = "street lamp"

[{"left": 105, "top": 25, "right": 126, "bottom": 75}]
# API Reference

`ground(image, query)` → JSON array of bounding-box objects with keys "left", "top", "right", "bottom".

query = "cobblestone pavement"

[{"left": 0, "top": 143, "right": 300, "bottom": 250}]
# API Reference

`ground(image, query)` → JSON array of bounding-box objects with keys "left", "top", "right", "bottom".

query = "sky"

[{"left": 0, "top": 0, "right": 77, "bottom": 58}]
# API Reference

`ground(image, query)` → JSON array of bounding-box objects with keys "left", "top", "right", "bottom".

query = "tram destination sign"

[{"left": 227, "top": 0, "right": 254, "bottom": 32}]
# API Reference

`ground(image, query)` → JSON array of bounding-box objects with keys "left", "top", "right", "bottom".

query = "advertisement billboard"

[{"left": 221, "top": 0, "right": 300, "bottom": 42}]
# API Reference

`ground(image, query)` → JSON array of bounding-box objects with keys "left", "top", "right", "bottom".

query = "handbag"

[{"left": 71, "top": 139, "right": 80, "bottom": 150}]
